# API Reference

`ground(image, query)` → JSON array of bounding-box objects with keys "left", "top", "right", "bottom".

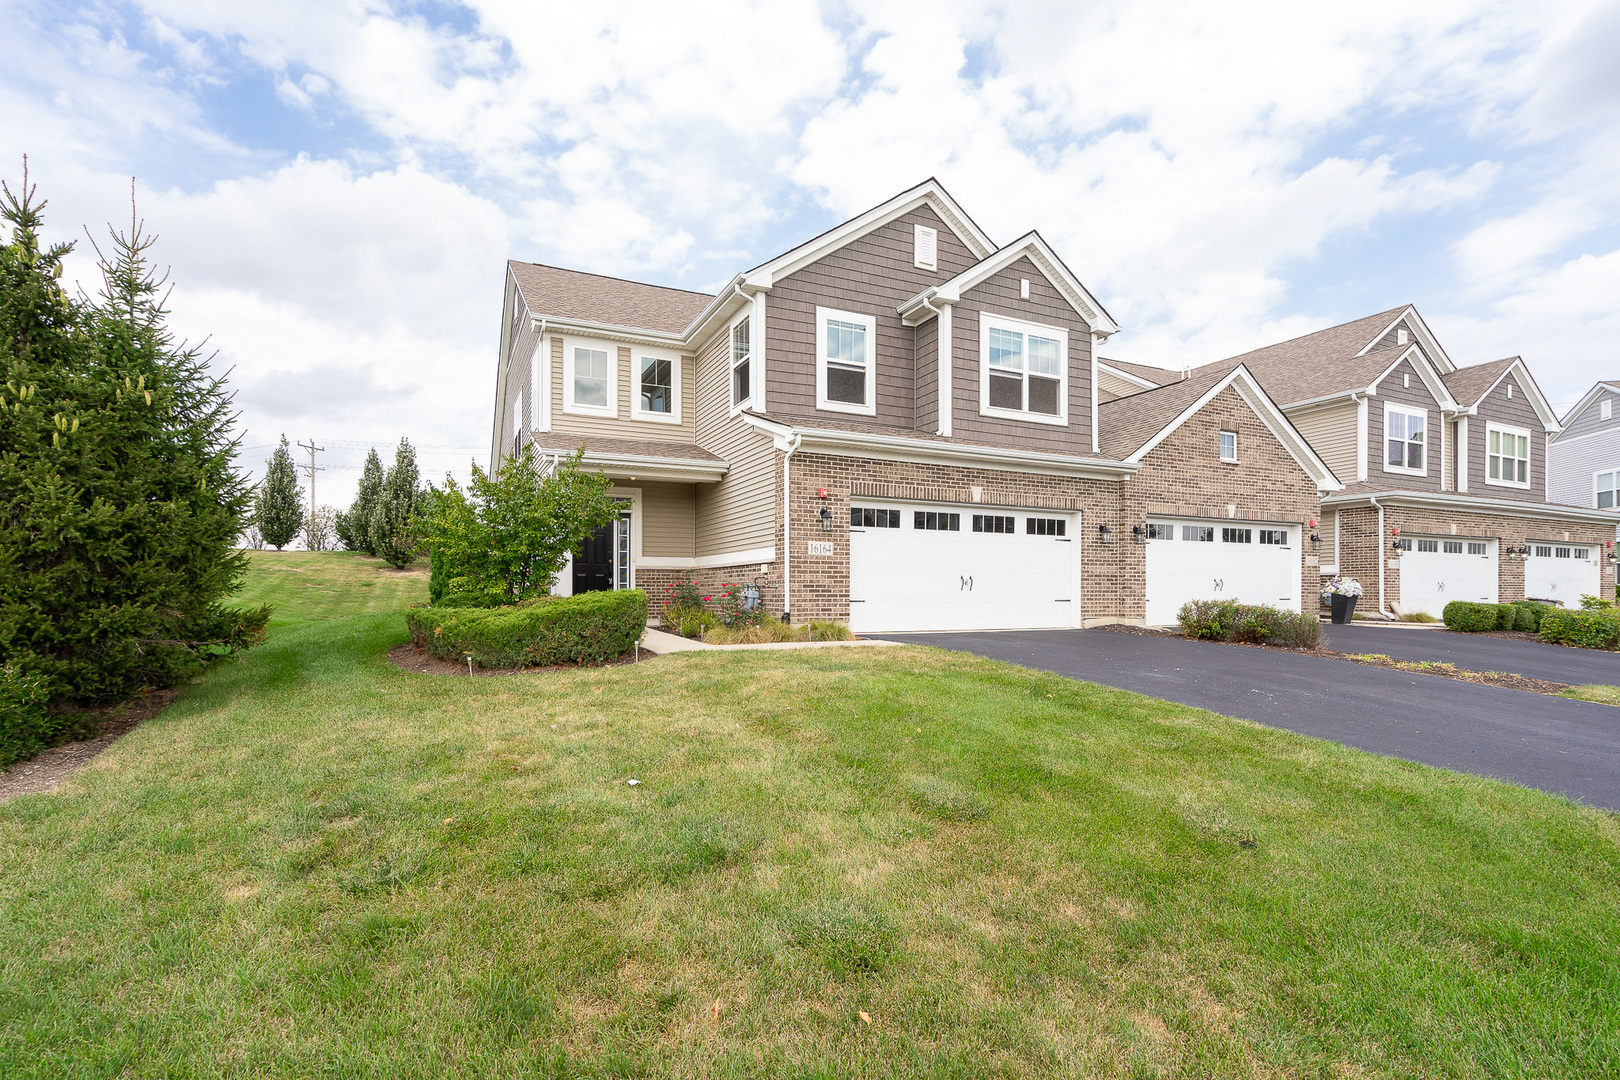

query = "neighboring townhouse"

[
  {"left": 489, "top": 180, "right": 1340, "bottom": 631},
  {"left": 1179, "top": 310, "right": 1619, "bottom": 615},
  {"left": 1548, "top": 380, "right": 1620, "bottom": 554}
]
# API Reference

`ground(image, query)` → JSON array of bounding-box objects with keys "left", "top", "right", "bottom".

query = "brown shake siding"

[
  {"left": 765, "top": 206, "right": 976, "bottom": 425},
  {"left": 950, "top": 256, "right": 1094, "bottom": 455},
  {"left": 1467, "top": 371, "right": 1548, "bottom": 503},
  {"left": 915, "top": 316, "right": 938, "bottom": 432},
  {"left": 544, "top": 335, "right": 699, "bottom": 443},
  {"left": 693, "top": 328, "right": 778, "bottom": 558},
  {"left": 1367, "top": 356, "right": 1445, "bottom": 492}
]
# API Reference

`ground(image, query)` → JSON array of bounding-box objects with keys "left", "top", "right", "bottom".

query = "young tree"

[
  {"left": 369, "top": 437, "right": 423, "bottom": 568},
  {"left": 424, "top": 446, "right": 617, "bottom": 604},
  {"left": 254, "top": 436, "right": 304, "bottom": 550},
  {"left": 0, "top": 165, "right": 266, "bottom": 759},
  {"left": 304, "top": 505, "right": 337, "bottom": 551},
  {"left": 346, "top": 448, "right": 385, "bottom": 555}
]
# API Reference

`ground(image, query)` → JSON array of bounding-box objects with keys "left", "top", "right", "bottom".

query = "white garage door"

[
  {"left": 1526, "top": 543, "right": 1600, "bottom": 607},
  {"left": 848, "top": 503, "right": 1077, "bottom": 633},
  {"left": 1398, "top": 537, "right": 1496, "bottom": 617},
  {"left": 1144, "top": 519, "right": 1300, "bottom": 626}
]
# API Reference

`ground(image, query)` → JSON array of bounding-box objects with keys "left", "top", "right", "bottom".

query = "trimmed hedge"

[
  {"left": 1511, "top": 600, "right": 1552, "bottom": 633},
  {"left": 407, "top": 589, "right": 648, "bottom": 668},
  {"left": 1441, "top": 601, "right": 1499, "bottom": 633},
  {"left": 1538, "top": 608, "right": 1620, "bottom": 651}
]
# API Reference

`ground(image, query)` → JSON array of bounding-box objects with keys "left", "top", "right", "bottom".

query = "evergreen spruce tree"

[
  {"left": 347, "top": 447, "right": 385, "bottom": 555},
  {"left": 0, "top": 165, "right": 267, "bottom": 760},
  {"left": 369, "top": 437, "right": 424, "bottom": 568},
  {"left": 254, "top": 436, "right": 304, "bottom": 550}
]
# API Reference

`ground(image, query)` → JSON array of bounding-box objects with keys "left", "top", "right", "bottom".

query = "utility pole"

[{"left": 295, "top": 439, "right": 325, "bottom": 542}]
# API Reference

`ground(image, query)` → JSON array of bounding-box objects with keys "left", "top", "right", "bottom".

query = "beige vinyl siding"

[
  {"left": 950, "top": 255, "right": 1094, "bottom": 455},
  {"left": 545, "top": 336, "right": 698, "bottom": 442},
  {"left": 693, "top": 329, "right": 779, "bottom": 557},
  {"left": 637, "top": 482, "right": 695, "bottom": 558},
  {"left": 1289, "top": 402, "right": 1357, "bottom": 487},
  {"left": 1097, "top": 368, "right": 1150, "bottom": 400},
  {"left": 1469, "top": 371, "right": 1548, "bottom": 503},
  {"left": 1368, "top": 356, "right": 1444, "bottom": 492}
]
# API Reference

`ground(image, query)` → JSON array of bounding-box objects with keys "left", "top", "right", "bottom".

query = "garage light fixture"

[
  {"left": 1131, "top": 524, "right": 1147, "bottom": 545},
  {"left": 1310, "top": 532, "right": 1321, "bottom": 552},
  {"left": 1097, "top": 524, "right": 1113, "bottom": 545},
  {"left": 1504, "top": 545, "right": 1528, "bottom": 561},
  {"left": 818, "top": 506, "right": 833, "bottom": 531}
]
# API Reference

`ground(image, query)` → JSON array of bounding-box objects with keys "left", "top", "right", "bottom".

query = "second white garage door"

[
  {"left": 848, "top": 503, "right": 1077, "bottom": 633},
  {"left": 1144, "top": 518, "right": 1300, "bottom": 626},
  {"left": 1525, "top": 543, "right": 1600, "bottom": 607},
  {"left": 1399, "top": 537, "right": 1496, "bottom": 617}
]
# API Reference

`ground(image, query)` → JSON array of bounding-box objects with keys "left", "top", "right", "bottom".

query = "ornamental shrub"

[
  {"left": 1177, "top": 600, "right": 1318, "bottom": 648},
  {"left": 1178, "top": 599, "right": 1242, "bottom": 641},
  {"left": 1271, "top": 609, "right": 1322, "bottom": 650},
  {"left": 433, "top": 591, "right": 500, "bottom": 610},
  {"left": 407, "top": 589, "right": 647, "bottom": 668},
  {"left": 1538, "top": 608, "right": 1620, "bottom": 650},
  {"left": 0, "top": 663, "right": 66, "bottom": 767},
  {"left": 1511, "top": 600, "right": 1552, "bottom": 633},
  {"left": 1232, "top": 606, "right": 1281, "bottom": 644},
  {"left": 1442, "top": 601, "right": 1499, "bottom": 633}
]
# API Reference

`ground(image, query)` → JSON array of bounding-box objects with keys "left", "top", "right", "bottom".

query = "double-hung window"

[
  {"left": 1597, "top": 469, "right": 1619, "bottom": 509},
  {"left": 815, "top": 307, "right": 877, "bottom": 415},
  {"left": 564, "top": 341, "right": 614, "bottom": 416},
  {"left": 1486, "top": 423, "right": 1530, "bottom": 487},
  {"left": 1219, "top": 431, "right": 1238, "bottom": 462},
  {"left": 631, "top": 351, "right": 680, "bottom": 423},
  {"left": 1384, "top": 403, "right": 1427, "bottom": 473},
  {"left": 730, "top": 315, "right": 751, "bottom": 410},
  {"left": 979, "top": 313, "right": 1067, "bottom": 424}
]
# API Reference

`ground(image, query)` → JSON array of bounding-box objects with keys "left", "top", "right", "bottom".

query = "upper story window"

[
  {"left": 1486, "top": 423, "right": 1530, "bottom": 488},
  {"left": 1598, "top": 469, "right": 1618, "bottom": 509},
  {"left": 631, "top": 350, "right": 680, "bottom": 424},
  {"left": 1219, "top": 431, "right": 1238, "bottom": 462},
  {"left": 564, "top": 341, "right": 615, "bottom": 417},
  {"left": 913, "top": 224, "right": 938, "bottom": 271},
  {"left": 1383, "top": 403, "right": 1426, "bottom": 474},
  {"left": 730, "top": 315, "right": 751, "bottom": 410},
  {"left": 816, "top": 307, "right": 877, "bottom": 415},
  {"left": 978, "top": 312, "right": 1067, "bottom": 426}
]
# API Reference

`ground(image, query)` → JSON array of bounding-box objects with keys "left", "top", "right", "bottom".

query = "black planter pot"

[{"left": 1330, "top": 594, "right": 1358, "bottom": 624}]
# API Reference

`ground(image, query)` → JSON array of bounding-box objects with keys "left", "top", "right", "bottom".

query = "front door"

[{"left": 572, "top": 523, "right": 615, "bottom": 594}]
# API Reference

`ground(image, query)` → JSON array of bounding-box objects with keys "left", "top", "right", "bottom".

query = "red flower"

[{"left": 703, "top": 595, "right": 711, "bottom": 602}]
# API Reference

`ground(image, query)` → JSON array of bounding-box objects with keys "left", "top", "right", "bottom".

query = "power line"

[{"left": 295, "top": 438, "right": 325, "bottom": 523}]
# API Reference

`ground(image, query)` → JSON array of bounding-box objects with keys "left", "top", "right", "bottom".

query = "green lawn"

[{"left": 2, "top": 552, "right": 1618, "bottom": 1077}]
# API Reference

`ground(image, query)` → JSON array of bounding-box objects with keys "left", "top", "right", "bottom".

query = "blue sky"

[{"left": 4, "top": 0, "right": 1619, "bottom": 507}]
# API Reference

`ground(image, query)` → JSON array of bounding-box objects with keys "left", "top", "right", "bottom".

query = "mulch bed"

[
  {"left": 386, "top": 643, "right": 652, "bottom": 677},
  {"left": 0, "top": 687, "right": 181, "bottom": 803},
  {"left": 1095, "top": 623, "right": 1580, "bottom": 698}
]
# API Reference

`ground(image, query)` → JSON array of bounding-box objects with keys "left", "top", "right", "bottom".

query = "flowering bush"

[
  {"left": 1320, "top": 576, "right": 1363, "bottom": 600},
  {"left": 715, "top": 581, "right": 763, "bottom": 629},
  {"left": 664, "top": 575, "right": 706, "bottom": 612}
]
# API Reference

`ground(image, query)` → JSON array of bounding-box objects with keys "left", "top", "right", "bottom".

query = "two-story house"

[
  {"left": 489, "top": 180, "right": 1340, "bottom": 631},
  {"left": 1548, "top": 380, "right": 1620, "bottom": 561},
  {"left": 1169, "top": 311, "right": 1619, "bottom": 615}
]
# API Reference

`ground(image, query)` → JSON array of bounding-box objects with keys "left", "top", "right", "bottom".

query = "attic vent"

[
  {"left": 1507, "top": 384, "right": 1513, "bottom": 399},
  {"left": 1397, "top": 329, "right": 1409, "bottom": 345},
  {"left": 1020, "top": 279, "right": 1030, "bottom": 299},
  {"left": 914, "top": 225, "right": 938, "bottom": 271},
  {"left": 1603, "top": 399, "right": 1613, "bottom": 421},
  {"left": 1403, "top": 373, "right": 1410, "bottom": 388}
]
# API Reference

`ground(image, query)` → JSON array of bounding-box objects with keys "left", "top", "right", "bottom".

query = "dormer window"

[
  {"left": 815, "top": 307, "right": 877, "bottom": 415},
  {"left": 730, "top": 315, "right": 751, "bottom": 409},
  {"left": 1384, "top": 403, "right": 1426, "bottom": 474},
  {"left": 978, "top": 312, "right": 1068, "bottom": 426},
  {"left": 913, "top": 225, "right": 938, "bottom": 271}
]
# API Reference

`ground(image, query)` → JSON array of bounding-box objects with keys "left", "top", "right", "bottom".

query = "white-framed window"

[
  {"left": 1383, "top": 403, "right": 1427, "bottom": 474},
  {"left": 815, "top": 306, "right": 878, "bottom": 415},
  {"left": 1219, "top": 430, "right": 1238, "bottom": 462},
  {"left": 629, "top": 349, "right": 680, "bottom": 424},
  {"left": 729, "top": 313, "right": 752, "bottom": 411},
  {"left": 978, "top": 312, "right": 1068, "bottom": 425},
  {"left": 563, "top": 339, "right": 615, "bottom": 417},
  {"left": 913, "top": 224, "right": 938, "bottom": 271},
  {"left": 1486, "top": 423, "right": 1530, "bottom": 487},
  {"left": 1596, "top": 469, "right": 1618, "bottom": 509}
]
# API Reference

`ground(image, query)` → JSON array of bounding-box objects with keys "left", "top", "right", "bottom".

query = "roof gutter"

[{"left": 1323, "top": 488, "right": 1620, "bottom": 527}]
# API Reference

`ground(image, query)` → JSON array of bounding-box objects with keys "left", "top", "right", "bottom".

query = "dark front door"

[{"left": 573, "top": 523, "right": 615, "bottom": 594}]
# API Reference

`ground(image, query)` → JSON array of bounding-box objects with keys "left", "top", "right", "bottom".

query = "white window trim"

[
  {"left": 1382, "top": 402, "right": 1429, "bottom": 476},
  {"left": 562, "top": 336, "right": 617, "bottom": 418},
  {"left": 1219, "top": 430, "right": 1238, "bottom": 463},
  {"left": 629, "top": 348, "right": 682, "bottom": 425},
  {"left": 977, "top": 310, "right": 1069, "bottom": 427},
  {"left": 1484, "top": 421, "right": 1532, "bottom": 489},
  {"left": 727, "top": 310, "right": 753, "bottom": 416},
  {"left": 815, "top": 306, "right": 879, "bottom": 416},
  {"left": 1596, "top": 467, "right": 1620, "bottom": 510}
]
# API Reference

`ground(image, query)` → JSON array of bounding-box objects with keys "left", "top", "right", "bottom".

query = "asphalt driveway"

[
  {"left": 879, "top": 629, "right": 1620, "bottom": 810},
  {"left": 1321, "top": 622, "right": 1619, "bottom": 685}
]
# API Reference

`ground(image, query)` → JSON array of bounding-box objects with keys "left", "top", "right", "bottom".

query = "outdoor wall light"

[
  {"left": 1131, "top": 524, "right": 1147, "bottom": 545},
  {"left": 818, "top": 506, "right": 833, "bottom": 531},
  {"left": 1310, "top": 533, "right": 1322, "bottom": 552},
  {"left": 1504, "top": 544, "right": 1528, "bottom": 561},
  {"left": 1098, "top": 524, "right": 1113, "bottom": 545}
]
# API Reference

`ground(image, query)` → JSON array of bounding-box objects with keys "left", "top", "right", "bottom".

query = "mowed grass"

[
  {"left": 229, "top": 549, "right": 428, "bottom": 626},
  {"left": 1, "top": 555, "right": 1618, "bottom": 1077},
  {"left": 1561, "top": 685, "right": 1620, "bottom": 706}
]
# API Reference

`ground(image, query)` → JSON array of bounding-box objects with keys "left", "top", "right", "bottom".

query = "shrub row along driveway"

[
  {"left": 1321, "top": 623, "right": 1619, "bottom": 685},
  {"left": 880, "top": 629, "right": 1620, "bottom": 810}
]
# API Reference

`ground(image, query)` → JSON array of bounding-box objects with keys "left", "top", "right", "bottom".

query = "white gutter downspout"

[
  {"left": 1367, "top": 493, "right": 1397, "bottom": 620},
  {"left": 781, "top": 431, "right": 803, "bottom": 622}
]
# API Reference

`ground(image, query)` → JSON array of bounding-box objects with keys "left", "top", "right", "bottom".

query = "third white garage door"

[
  {"left": 848, "top": 503, "right": 1077, "bottom": 633},
  {"left": 1144, "top": 518, "right": 1300, "bottom": 626},
  {"left": 1398, "top": 537, "right": 1496, "bottom": 617}
]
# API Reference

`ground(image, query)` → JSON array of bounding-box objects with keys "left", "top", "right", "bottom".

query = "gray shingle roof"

[
  {"left": 1096, "top": 361, "right": 1244, "bottom": 459},
  {"left": 526, "top": 432, "right": 723, "bottom": 462},
  {"left": 1440, "top": 357, "right": 1518, "bottom": 406},
  {"left": 509, "top": 261, "right": 714, "bottom": 336},
  {"left": 1195, "top": 307, "right": 1409, "bottom": 404}
]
